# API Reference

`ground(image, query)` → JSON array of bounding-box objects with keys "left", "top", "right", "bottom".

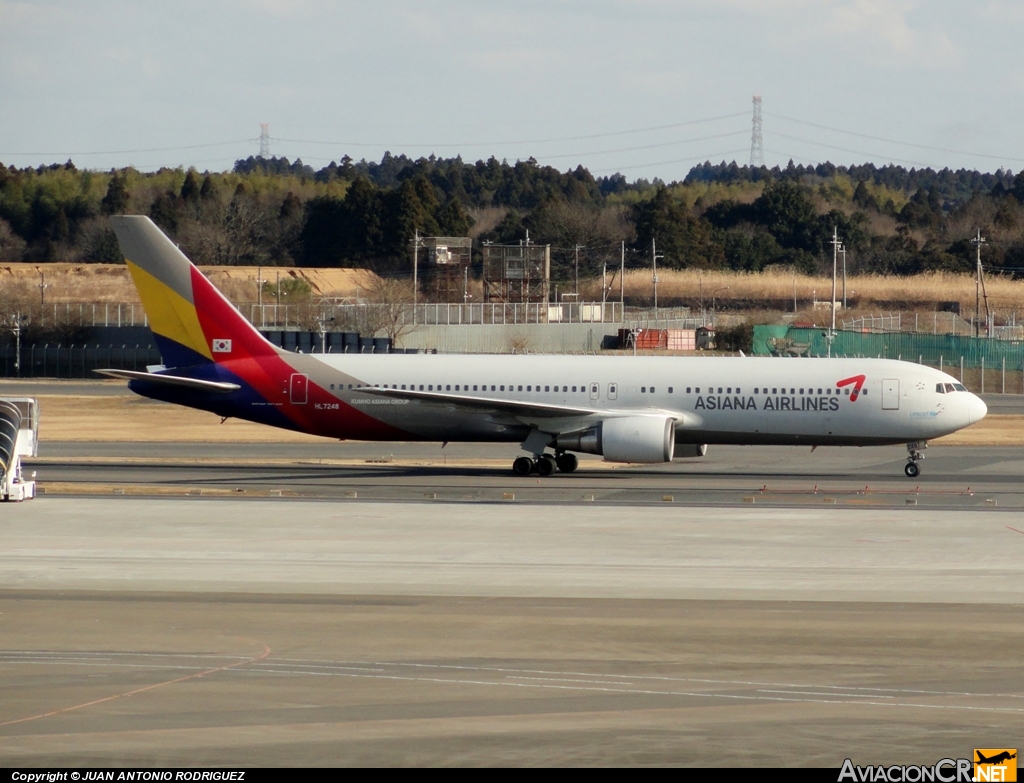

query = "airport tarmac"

[
  {"left": 23, "top": 441, "right": 1024, "bottom": 508},
  {"left": 1, "top": 380, "right": 1023, "bottom": 766}
]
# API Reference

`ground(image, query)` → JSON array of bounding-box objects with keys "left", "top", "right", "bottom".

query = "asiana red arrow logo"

[{"left": 837, "top": 374, "right": 866, "bottom": 401}]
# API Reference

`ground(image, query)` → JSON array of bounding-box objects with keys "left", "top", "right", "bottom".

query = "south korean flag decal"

[{"left": 212, "top": 338, "right": 232, "bottom": 353}]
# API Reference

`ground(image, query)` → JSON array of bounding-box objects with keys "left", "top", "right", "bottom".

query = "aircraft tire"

[
  {"left": 537, "top": 455, "right": 557, "bottom": 477},
  {"left": 512, "top": 457, "right": 534, "bottom": 477},
  {"left": 556, "top": 453, "right": 578, "bottom": 473},
  {"left": 904, "top": 462, "right": 920, "bottom": 478}
]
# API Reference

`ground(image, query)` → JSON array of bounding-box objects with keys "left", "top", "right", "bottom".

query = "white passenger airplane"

[{"left": 98, "top": 216, "right": 986, "bottom": 478}]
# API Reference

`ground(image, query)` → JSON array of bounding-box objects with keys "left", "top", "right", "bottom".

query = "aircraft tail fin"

[{"left": 110, "top": 215, "right": 280, "bottom": 368}]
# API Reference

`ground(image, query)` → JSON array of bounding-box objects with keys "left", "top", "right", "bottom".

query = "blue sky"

[{"left": 1, "top": 0, "right": 1022, "bottom": 180}]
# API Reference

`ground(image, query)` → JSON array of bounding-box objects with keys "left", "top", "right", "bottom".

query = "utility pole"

[
  {"left": 972, "top": 228, "right": 987, "bottom": 338},
  {"left": 412, "top": 229, "right": 419, "bottom": 326},
  {"left": 652, "top": 238, "right": 663, "bottom": 316},
  {"left": 4, "top": 312, "right": 22, "bottom": 377},
  {"left": 620, "top": 241, "right": 625, "bottom": 309},
  {"left": 256, "top": 266, "right": 265, "bottom": 327},
  {"left": 601, "top": 260, "right": 607, "bottom": 316},
  {"left": 840, "top": 244, "right": 847, "bottom": 310},
  {"left": 574, "top": 244, "right": 584, "bottom": 296},
  {"left": 829, "top": 226, "right": 841, "bottom": 357}
]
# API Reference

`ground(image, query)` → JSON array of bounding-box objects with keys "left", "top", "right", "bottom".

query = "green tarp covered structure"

[{"left": 752, "top": 325, "right": 1024, "bottom": 369}]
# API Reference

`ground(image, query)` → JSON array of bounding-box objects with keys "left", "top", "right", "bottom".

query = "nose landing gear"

[{"left": 904, "top": 441, "right": 926, "bottom": 478}]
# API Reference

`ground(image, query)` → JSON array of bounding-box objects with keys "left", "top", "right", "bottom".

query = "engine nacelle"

[
  {"left": 555, "top": 416, "right": 675, "bottom": 463},
  {"left": 674, "top": 443, "right": 707, "bottom": 459}
]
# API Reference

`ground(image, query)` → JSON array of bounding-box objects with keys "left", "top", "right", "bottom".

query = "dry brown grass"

[
  {"left": 7, "top": 262, "right": 1024, "bottom": 318},
  {"left": 581, "top": 268, "right": 1024, "bottom": 313},
  {"left": 36, "top": 393, "right": 319, "bottom": 442},
  {"left": 932, "top": 416, "right": 1024, "bottom": 446},
  {"left": 1, "top": 263, "right": 382, "bottom": 303}
]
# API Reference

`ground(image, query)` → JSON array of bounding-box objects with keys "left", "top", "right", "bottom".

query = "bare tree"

[
  {"left": 362, "top": 276, "right": 417, "bottom": 346},
  {"left": 0, "top": 219, "right": 27, "bottom": 262}
]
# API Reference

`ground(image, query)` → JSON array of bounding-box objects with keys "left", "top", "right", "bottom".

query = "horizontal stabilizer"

[{"left": 94, "top": 369, "right": 240, "bottom": 393}]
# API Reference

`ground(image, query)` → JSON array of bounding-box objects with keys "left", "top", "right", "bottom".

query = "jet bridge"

[{"left": 0, "top": 397, "right": 38, "bottom": 502}]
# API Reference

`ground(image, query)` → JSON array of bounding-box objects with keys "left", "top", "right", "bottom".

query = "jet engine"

[
  {"left": 555, "top": 416, "right": 675, "bottom": 463},
  {"left": 674, "top": 443, "right": 707, "bottom": 458}
]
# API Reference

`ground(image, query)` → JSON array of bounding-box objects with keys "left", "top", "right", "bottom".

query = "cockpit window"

[
  {"left": 953, "top": 383, "right": 967, "bottom": 392},
  {"left": 936, "top": 383, "right": 946, "bottom": 394},
  {"left": 945, "top": 383, "right": 956, "bottom": 393}
]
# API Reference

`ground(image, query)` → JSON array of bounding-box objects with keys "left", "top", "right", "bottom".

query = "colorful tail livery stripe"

[
  {"left": 109, "top": 215, "right": 409, "bottom": 440},
  {"left": 109, "top": 216, "right": 279, "bottom": 368}
]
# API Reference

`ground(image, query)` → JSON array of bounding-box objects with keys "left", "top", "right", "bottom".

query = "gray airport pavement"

[
  {"left": 3, "top": 498, "right": 1023, "bottom": 603},
  {"left": 1, "top": 496, "right": 1023, "bottom": 766},
  {"left": 25, "top": 442, "right": 1024, "bottom": 508}
]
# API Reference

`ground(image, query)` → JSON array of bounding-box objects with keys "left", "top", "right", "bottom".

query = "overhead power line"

[
  {"left": 270, "top": 111, "right": 749, "bottom": 150},
  {"left": 539, "top": 130, "right": 749, "bottom": 161},
  {"left": 768, "top": 113, "right": 1024, "bottom": 164},
  {"left": 0, "top": 139, "right": 258, "bottom": 157},
  {"left": 592, "top": 148, "right": 750, "bottom": 174},
  {"left": 770, "top": 131, "right": 933, "bottom": 168}
]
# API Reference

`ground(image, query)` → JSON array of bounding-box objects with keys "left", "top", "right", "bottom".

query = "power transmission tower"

[
  {"left": 259, "top": 123, "right": 270, "bottom": 158},
  {"left": 749, "top": 95, "right": 764, "bottom": 168}
]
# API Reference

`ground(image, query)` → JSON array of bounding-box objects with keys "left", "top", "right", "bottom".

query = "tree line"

[{"left": 3, "top": 155, "right": 1024, "bottom": 289}]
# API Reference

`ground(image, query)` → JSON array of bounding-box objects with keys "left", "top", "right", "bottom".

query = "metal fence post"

[
  {"left": 960, "top": 356, "right": 964, "bottom": 383},
  {"left": 1002, "top": 357, "right": 1006, "bottom": 394},
  {"left": 981, "top": 357, "right": 985, "bottom": 394}
]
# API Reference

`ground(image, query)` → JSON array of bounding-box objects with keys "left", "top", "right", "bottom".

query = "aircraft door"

[
  {"left": 882, "top": 378, "right": 899, "bottom": 410},
  {"left": 589, "top": 382, "right": 600, "bottom": 401},
  {"left": 608, "top": 382, "right": 618, "bottom": 401},
  {"left": 290, "top": 373, "right": 309, "bottom": 404}
]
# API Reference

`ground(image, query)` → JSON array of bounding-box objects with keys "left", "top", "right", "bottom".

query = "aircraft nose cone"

[{"left": 969, "top": 394, "right": 987, "bottom": 425}]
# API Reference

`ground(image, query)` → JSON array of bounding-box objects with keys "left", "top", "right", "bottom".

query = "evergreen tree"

[
  {"left": 100, "top": 173, "right": 130, "bottom": 216},
  {"left": 180, "top": 169, "right": 201, "bottom": 203}
]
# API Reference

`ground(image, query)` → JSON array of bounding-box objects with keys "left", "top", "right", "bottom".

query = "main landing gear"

[
  {"left": 511, "top": 451, "right": 578, "bottom": 477},
  {"left": 904, "top": 441, "right": 927, "bottom": 478}
]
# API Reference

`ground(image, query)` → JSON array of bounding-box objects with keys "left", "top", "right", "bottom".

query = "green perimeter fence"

[{"left": 753, "top": 325, "right": 1024, "bottom": 370}]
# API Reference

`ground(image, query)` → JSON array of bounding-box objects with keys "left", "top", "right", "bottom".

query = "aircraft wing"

[{"left": 359, "top": 386, "right": 701, "bottom": 429}]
